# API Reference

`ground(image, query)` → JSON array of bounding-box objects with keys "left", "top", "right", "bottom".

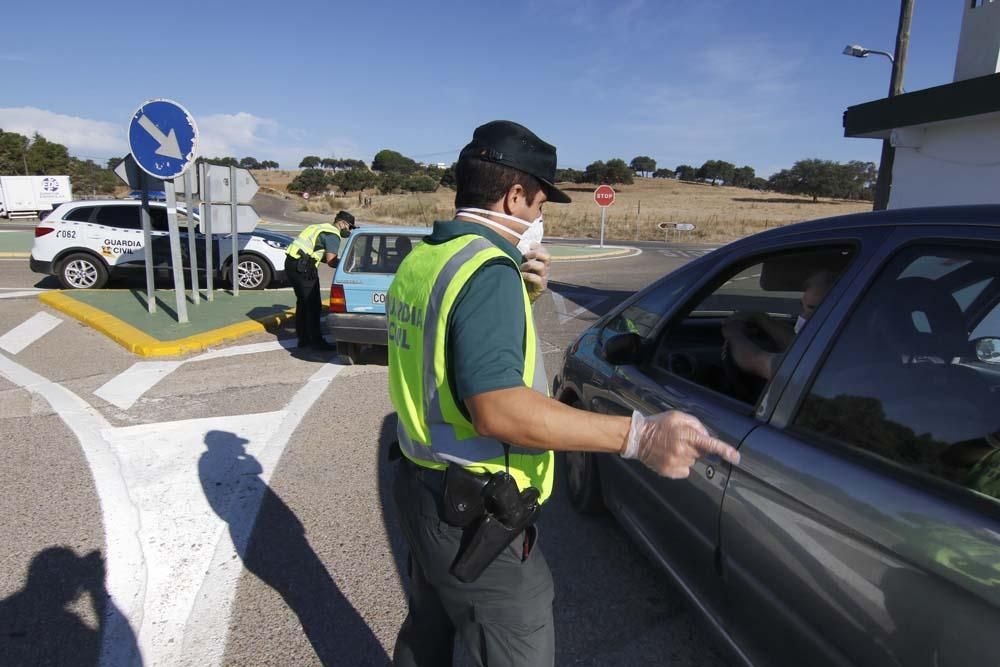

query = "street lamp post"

[{"left": 843, "top": 0, "right": 914, "bottom": 210}]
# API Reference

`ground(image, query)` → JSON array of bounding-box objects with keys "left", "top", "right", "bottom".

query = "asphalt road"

[{"left": 0, "top": 240, "right": 733, "bottom": 666}]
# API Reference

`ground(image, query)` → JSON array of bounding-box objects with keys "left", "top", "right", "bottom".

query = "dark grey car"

[{"left": 551, "top": 206, "right": 1000, "bottom": 666}]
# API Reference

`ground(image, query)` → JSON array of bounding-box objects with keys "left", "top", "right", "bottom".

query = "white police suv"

[{"left": 30, "top": 199, "right": 293, "bottom": 289}]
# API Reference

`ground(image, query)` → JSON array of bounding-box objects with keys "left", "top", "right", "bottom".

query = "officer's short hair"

[{"left": 454, "top": 159, "right": 543, "bottom": 209}]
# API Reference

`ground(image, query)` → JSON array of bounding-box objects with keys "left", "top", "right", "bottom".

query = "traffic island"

[
  {"left": 547, "top": 244, "right": 638, "bottom": 261},
  {"left": 39, "top": 289, "right": 298, "bottom": 357}
]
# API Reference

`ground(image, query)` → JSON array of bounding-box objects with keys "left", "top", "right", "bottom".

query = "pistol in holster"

[{"left": 444, "top": 464, "right": 541, "bottom": 584}]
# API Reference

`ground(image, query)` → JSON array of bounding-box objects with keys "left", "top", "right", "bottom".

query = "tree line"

[
  {"left": 207, "top": 157, "right": 279, "bottom": 170},
  {"left": 0, "top": 129, "right": 118, "bottom": 194},
  {"left": 288, "top": 149, "right": 448, "bottom": 195},
  {"left": 0, "top": 130, "right": 876, "bottom": 204}
]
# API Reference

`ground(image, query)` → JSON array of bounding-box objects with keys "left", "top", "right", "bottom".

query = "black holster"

[
  {"left": 448, "top": 469, "right": 541, "bottom": 584},
  {"left": 442, "top": 464, "right": 489, "bottom": 528}
]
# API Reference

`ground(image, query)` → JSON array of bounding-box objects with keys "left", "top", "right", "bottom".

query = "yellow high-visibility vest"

[
  {"left": 286, "top": 223, "right": 340, "bottom": 266},
  {"left": 387, "top": 234, "right": 554, "bottom": 502}
]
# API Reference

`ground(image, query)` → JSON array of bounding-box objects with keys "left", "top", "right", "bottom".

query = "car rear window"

[{"left": 343, "top": 234, "right": 421, "bottom": 273}]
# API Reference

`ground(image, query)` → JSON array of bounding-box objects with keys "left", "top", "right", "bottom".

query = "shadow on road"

[
  {"left": 199, "top": 430, "right": 388, "bottom": 666},
  {"left": 0, "top": 547, "right": 140, "bottom": 666},
  {"left": 244, "top": 305, "right": 345, "bottom": 363}
]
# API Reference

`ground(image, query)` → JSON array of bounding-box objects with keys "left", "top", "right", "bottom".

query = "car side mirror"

[
  {"left": 974, "top": 337, "right": 1000, "bottom": 364},
  {"left": 602, "top": 332, "right": 643, "bottom": 365}
]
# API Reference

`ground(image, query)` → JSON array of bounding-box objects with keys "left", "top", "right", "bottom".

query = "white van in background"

[{"left": 0, "top": 175, "right": 73, "bottom": 220}]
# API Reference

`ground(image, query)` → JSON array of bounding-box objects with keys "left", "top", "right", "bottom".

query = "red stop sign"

[{"left": 594, "top": 185, "right": 615, "bottom": 207}]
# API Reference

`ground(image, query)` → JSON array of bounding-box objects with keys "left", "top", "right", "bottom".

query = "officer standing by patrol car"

[
  {"left": 386, "top": 120, "right": 741, "bottom": 666},
  {"left": 285, "top": 210, "right": 355, "bottom": 350}
]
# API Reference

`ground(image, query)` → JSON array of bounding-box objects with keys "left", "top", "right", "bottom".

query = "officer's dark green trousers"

[{"left": 392, "top": 458, "right": 555, "bottom": 667}]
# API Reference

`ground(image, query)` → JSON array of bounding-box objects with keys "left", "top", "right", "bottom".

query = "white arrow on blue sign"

[{"left": 127, "top": 99, "right": 199, "bottom": 180}]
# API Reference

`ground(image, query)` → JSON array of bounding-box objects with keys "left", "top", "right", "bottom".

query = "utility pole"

[{"left": 873, "top": 0, "right": 914, "bottom": 210}]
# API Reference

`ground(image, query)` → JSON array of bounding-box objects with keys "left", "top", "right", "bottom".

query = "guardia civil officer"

[
  {"left": 386, "top": 120, "right": 740, "bottom": 667},
  {"left": 285, "top": 210, "right": 355, "bottom": 350}
]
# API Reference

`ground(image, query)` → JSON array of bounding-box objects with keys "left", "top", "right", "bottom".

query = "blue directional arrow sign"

[{"left": 127, "top": 99, "right": 199, "bottom": 179}]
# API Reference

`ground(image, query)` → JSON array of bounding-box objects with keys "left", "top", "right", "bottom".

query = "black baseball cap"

[
  {"left": 458, "top": 120, "right": 572, "bottom": 203},
  {"left": 334, "top": 210, "right": 356, "bottom": 228}
]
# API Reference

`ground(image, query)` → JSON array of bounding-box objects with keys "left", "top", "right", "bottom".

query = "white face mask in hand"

[
  {"left": 455, "top": 207, "right": 544, "bottom": 255},
  {"left": 794, "top": 315, "right": 808, "bottom": 335}
]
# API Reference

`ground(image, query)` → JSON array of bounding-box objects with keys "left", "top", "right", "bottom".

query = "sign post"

[
  {"left": 181, "top": 168, "right": 200, "bottom": 305},
  {"left": 115, "top": 155, "right": 163, "bottom": 313},
  {"left": 127, "top": 99, "right": 199, "bottom": 322},
  {"left": 230, "top": 165, "right": 239, "bottom": 296},
  {"left": 162, "top": 180, "right": 189, "bottom": 322},
  {"left": 201, "top": 163, "right": 214, "bottom": 300},
  {"left": 594, "top": 185, "right": 615, "bottom": 248},
  {"left": 139, "top": 173, "right": 156, "bottom": 314},
  {"left": 198, "top": 164, "right": 261, "bottom": 295}
]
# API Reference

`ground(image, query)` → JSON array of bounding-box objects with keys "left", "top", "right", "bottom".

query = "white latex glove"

[
  {"left": 622, "top": 410, "right": 741, "bottom": 478},
  {"left": 520, "top": 242, "right": 551, "bottom": 302}
]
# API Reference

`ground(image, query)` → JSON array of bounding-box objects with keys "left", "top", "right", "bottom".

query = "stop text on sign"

[{"left": 594, "top": 185, "right": 615, "bottom": 208}]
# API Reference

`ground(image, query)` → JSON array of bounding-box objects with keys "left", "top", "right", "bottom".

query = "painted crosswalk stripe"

[
  {"left": 0, "top": 311, "right": 62, "bottom": 354},
  {"left": 94, "top": 361, "right": 185, "bottom": 410},
  {"left": 0, "top": 290, "right": 47, "bottom": 300}
]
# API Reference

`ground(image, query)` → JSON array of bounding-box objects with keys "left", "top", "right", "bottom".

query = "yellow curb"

[
  {"left": 38, "top": 291, "right": 296, "bottom": 358},
  {"left": 550, "top": 247, "right": 637, "bottom": 261},
  {"left": 0, "top": 252, "right": 29, "bottom": 258}
]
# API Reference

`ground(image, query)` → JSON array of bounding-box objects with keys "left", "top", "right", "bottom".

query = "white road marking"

[
  {"left": 0, "top": 348, "right": 347, "bottom": 666},
  {"left": 89, "top": 339, "right": 302, "bottom": 411},
  {"left": 190, "top": 338, "right": 298, "bottom": 362},
  {"left": 0, "top": 352, "right": 144, "bottom": 667},
  {"left": 0, "top": 311, "right": 62, "bottom": 354},
  {"left": 94, "top": 361, "right": 184, "bottom": 410},
  {"left": 104, "top": 411, "right": 285, "bottom": 665},
  {"left": 0, "top": 290, "right": 47, "bottom": 299},
  {"left": 658, "top": 247, "right": 717, "bottom": 259}
]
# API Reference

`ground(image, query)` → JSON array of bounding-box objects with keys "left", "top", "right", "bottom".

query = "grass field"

[{"left": 251, "top": 170, "right": 873, "bottom": 243}]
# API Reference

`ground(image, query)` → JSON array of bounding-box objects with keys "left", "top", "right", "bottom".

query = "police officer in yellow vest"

[
  {"left": 285, "top": 210, "right": 355, "bottom": 350},
  {"left": 387, "top": 120, "right": 741, "bottom": 666}
]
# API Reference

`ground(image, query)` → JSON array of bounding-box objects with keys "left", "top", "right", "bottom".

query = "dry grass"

[{"left": 250, "top": 170, "right": 873, "bottom": 243}]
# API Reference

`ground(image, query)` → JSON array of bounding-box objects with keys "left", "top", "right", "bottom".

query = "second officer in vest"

[
  {"left": 387, "top": 120, "right": 741, "bottom": 666},
  {"left": 285, "top": 210, "right": 355, "bottom": 350}
]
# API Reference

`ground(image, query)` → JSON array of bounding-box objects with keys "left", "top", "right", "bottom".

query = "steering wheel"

[{"left": 721, "top": 319, "right": 774, "bottom": 403}]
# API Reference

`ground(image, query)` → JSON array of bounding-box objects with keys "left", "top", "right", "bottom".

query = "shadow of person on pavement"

[
  {"left": 245, "top": 305, "right": 348, "bottom": 364},
  {"left": 198, "top": 430, "right": 388, "bottom": 666},
  {"left": 0, "top": 547, "right": 141, "bottom": 667}
]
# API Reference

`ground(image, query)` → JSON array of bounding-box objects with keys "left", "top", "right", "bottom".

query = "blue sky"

[{"left": 0, "top": 0, "right": 963, "bottom": 176}]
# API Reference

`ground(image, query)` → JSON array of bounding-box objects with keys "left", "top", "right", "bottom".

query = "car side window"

[
  {"left": 645, "top": 245, "right": 855, "bottom": 405},
  {"left": 148, "top": 208, "right": 169, "bottom": 232},
  {"left": 95, "top": 206, "right": 142, "bottom": 230},
  {"left": 65, "top": 206, "right": 94, "bottom": 222},
  {"left": 793, "top": 244, "right": 1000, "bottom": 503},
  {"left": 605, "top": 273, "right": 694, "bottom": 338}
]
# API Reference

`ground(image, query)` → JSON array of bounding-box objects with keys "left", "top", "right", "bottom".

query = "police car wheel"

[
  {"left": 234, "top": 255, "right": 271, "bottom": 290},
  {"left": 58, "top": 253, "right": 108, "bottom": 289},
  {"left": 564, "top": 404, "right": 605, "bottom": 514}
]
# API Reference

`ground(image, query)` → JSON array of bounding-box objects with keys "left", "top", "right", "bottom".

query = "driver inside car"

[{"left": 721, "top": 270, "right": 838, "bottom": 381}]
